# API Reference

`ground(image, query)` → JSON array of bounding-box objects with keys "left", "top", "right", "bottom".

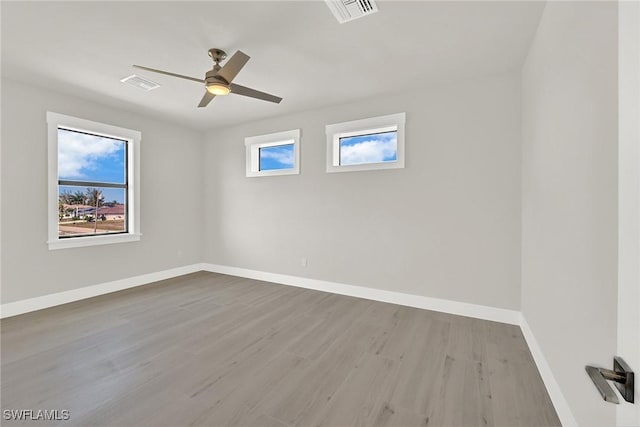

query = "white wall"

[
  {"left": 521, "top": 2, "right": 619, "bottom": 426},
  {"left": 618, "top": 1, "right": 640, "bottom": 425},
  {"left": 204, "top": 72, "right": 523, "bottom": 310},
  {"left": 1, "top": 78, "right": 204, "bottom": 303}
]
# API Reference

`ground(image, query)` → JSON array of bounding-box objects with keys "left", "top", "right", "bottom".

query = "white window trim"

[
  {"left": 47, "top": 112, "right": 141, "bottom": 250},
  {"left": 326, "top": 112, "right": 406, "bottom": 173},
  {"left": 245, "top": 129, "right": 300, "bottom": 177}
]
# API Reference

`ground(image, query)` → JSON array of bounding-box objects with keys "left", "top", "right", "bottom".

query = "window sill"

[
  {"left": 246, "top": 168, "right": 299, "bottom": 178},
  {"left": 326, "top": 160, "right": 405, "bottom": 173},
  {"left": 47, "top": 233, "right": 141, "bottom": 250}
]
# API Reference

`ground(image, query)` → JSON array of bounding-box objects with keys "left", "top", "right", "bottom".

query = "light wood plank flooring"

[{"left": 1, "top": 272, "right": 560, "bottom": 426}]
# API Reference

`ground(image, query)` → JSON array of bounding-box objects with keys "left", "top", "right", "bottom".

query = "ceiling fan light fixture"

[{"left": 206, "top": 82, "right": 230, "bottom": 96}]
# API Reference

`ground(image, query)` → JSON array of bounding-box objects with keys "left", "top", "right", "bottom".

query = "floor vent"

[
  {"left": 120, "top": 74, "right": 160, "bottom": 91},
  {"left": 325, "top": 0, "right": 378, "bottom": 24}
]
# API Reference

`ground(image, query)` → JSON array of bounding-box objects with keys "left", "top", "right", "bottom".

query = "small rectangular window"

[
  {"left": 47, "top": 112, "right": 141, "bottom": 250},
  {"left": 327, "top": 113, "right": 405, "bottom": 173},
  {"left": 245, "top": 129, "right": 300, "bottom": 177}
]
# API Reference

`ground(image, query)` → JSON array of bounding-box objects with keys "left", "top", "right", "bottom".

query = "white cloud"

[
  {"left": 260, "top": 146, "right": 294, "bottom": 167},
  {"left": 58, "top": 129, "right": 122, "bottom": 178},
  {"left": 340, "top": 134, "right": 397, "bottom": 165}
]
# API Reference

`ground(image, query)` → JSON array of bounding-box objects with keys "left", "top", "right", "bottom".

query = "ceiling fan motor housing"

[{"left": 205, "top": 68, "right": 227, "bottom": 85}]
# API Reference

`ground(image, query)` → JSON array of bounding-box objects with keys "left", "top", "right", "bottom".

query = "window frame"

[
  {"left": 244, "top": 129, "right": 300, "bottom": 177},
  {"left": 47, "top": 112, "right": 141, "bottom": 250},
  {"left": 326, "top": 112, "right": 406, "bottom": 173}
]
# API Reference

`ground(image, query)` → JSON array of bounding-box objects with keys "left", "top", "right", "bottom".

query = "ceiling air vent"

[
  {"left": 120, "top": 74, "right": 160, "bottom": 91},
  {"left": 325, "top": 0, "right": 378, "bottom": 24}
]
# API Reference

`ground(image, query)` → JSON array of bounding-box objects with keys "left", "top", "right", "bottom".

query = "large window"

[
  {"left": 326, "top": 112, "right": 405, "bottom": 173},
  {"left": 245, "top": 129, "right": 300, "bottom": 177},
  {"left": 47, "top": 112, "right": 141, "bottom": 250}
]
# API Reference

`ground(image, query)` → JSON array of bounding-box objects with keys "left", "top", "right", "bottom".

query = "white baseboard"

[
  {"left": 2, "top": 262, "right": 519, "bottom": 324},
  {"left": 201, "top": 263, "right": 521, "bottom": 325},
  {"left": 519, "top": 314, "right": 578, "bottom": 427},
  {"left": 0, "top": 263, "right": 205, "bottom": 319}
]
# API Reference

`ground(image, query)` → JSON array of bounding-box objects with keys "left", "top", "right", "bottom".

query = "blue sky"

[
  {"left": 339, "top": 131, "right": 397, "bottom": 165},
  {"left": 259, "top": 143, "right": 294, "bottom": 171},
  {"left": 58, "top": 128, "right": 126, "bottom": 183},
  {"left": 58, "top": 128, "right": 126, "bottom": 203}
]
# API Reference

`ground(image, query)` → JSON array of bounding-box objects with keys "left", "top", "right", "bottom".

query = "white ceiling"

[{"left": 1, "top": 1, "right": 545, "bottom": 131}]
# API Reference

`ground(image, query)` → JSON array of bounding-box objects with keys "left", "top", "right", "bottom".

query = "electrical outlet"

[{"left": 301, "top": 257, "right": 307, "bottom": 267}]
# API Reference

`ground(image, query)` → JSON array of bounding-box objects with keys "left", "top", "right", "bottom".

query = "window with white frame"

[
  {"left": 326, "top": 112, "right": 405, "bottom": 173},
  {"left": 47, "top": 112, "right": 141, "bottom": 250},
  {"left": 245, "top": 129, "right": 300, "bottom": 177}
]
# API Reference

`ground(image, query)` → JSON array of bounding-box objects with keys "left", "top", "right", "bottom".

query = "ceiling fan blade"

[
  {"left": 133, "top": 65, "right": 204, "bottom": 84},
  {"left": 198, "top": 91, "right": 215, "bottom": 108},
  {"left": 216, "top": 51, "right": 250, "bottom": 84},
  {"left": 230, "top": 83, "right": 282, "bottom": 104}
]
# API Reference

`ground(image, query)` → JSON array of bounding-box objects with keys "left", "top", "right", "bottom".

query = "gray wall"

[
  {"left": 204, "top": 72, "right": 523, "bottom": 310},
  {"left": 1, "top": 78, "right": 204, "bottom": 303},
  {"left": 521, "top": 2, "right": 618, "bottom": 426}
]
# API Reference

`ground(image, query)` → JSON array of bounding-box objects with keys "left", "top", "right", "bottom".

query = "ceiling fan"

[{"left": 133, "top": 48, "right": 282, "bottom": 108}]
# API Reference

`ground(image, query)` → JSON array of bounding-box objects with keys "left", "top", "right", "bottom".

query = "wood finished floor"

[{"left": 1, "top": 272, "right": 560, "bottom": 427}]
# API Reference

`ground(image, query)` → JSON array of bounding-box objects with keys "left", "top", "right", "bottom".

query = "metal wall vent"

[
  {"left": 120, "top": 74, "right": 160, "bottom": 91},
  {"left": 325, "top": 0, "right": 378, "bottom": 24}
]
